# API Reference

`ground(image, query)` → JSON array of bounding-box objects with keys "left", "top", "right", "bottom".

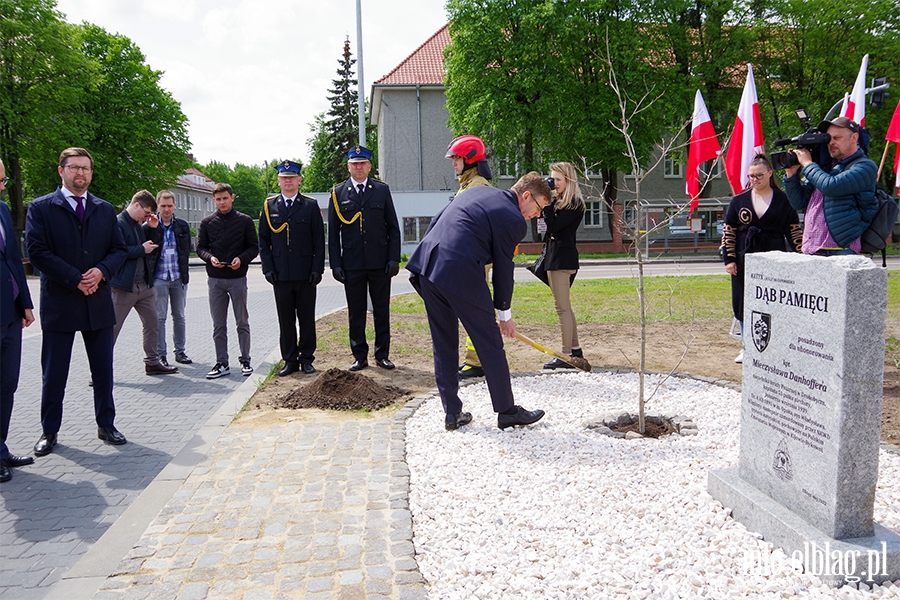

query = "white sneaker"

[
  {"left": 206, "top": 363, "right": 230, "bottom": 379},
  {"left": 240, "top": 361, "right": 253, "bottom": 376},
  {"left": 734, "top": 350, "right": 744, "bottom": 364}
]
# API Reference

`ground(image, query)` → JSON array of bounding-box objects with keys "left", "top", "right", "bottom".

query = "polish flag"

[
  {"left": 686, "top": 90, "right": 721, "bottom": 215},
  {"left": 841, "top": 54, "right": 868, "bottom": 127},
  {"left": 724, "top": 64, "right": 764, "bottom": 194},
  {"left": 887, "top": 100, "right": 900, "bottom": 193}
]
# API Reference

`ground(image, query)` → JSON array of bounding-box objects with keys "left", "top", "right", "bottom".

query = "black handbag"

[
  {"left": 527, "top": 246, "right": 576, "bottom": 287},
  {"left": 526, "top": 247, "right": 550, "bottom": 285}
]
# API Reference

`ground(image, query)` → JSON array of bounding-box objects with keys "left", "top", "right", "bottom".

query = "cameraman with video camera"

[{"left": 783, "top": 116, "right": 878, "bottom": 256}]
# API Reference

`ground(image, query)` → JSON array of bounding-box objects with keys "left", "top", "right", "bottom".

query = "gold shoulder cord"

[
  {"left": 331, "top": 185, "right": 363, "bottom": 232},
  {"left": 263, "top": 197, "right": 290, "bottom": 244}
]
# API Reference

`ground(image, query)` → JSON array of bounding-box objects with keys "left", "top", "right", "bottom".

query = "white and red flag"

[
  {"left": 686, "top": 89, "right": 721, "bottom": 215},
  {"left": 841, "top": 54, "right": 868, "bottom": 127},
  {"left": 887, "top": 99, "right": 900, "bottom": 194},
  {"left": 724, "top": 64, "right": 764, "bottom": 195}
]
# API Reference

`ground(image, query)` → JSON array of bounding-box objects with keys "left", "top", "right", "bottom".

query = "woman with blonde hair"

[{"left": 542, "top": 161, "right": 586, "bottom": 369}]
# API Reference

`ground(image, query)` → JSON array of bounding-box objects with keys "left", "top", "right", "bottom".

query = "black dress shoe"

[
  {"left": 300, "top": 362, "right": 316, "bottom": 374},
  {"left": 7, "top": 454, "right": 34, "bottom": 467},
  {"left": 146, "top": 361, "right": 178, "bottom": 375},
  {"left": 0, "top": 462, "right": 10, "bottom": 483},
  {"left": 445, "top": 412, "right": 473, "bottom": 431},
  {"left": 349, "top": 359, "right": 368, "bottom": 372},
  {"left": 278, "top": 362, "right": 299, "bottom": 377},
  {"left": 543, "top": 357, "right": 576, "bottom": 370},
  {"left": 175, "top": 352, "right": 193, "bottom": 364},
  {"left": 498, "top": 406, "right": 546, "bottom": 430},
  {"left": 34, "top": 433, "right": 57, "bottom": 456},
  {"left": 98, "top": 426, "right": 127, "bottom": 445},
  {"left": 375, "top": 358, "right": 395, "bottom": 370}
]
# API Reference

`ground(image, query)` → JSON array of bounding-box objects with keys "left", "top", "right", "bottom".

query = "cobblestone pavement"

[
  {"left": 93, "top": 397, "right": 430, "bottom": 600},
  {"left": 0, "top": 265, "right": 413, "bottom": 600}
]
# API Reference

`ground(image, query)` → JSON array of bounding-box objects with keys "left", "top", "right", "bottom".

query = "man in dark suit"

[
  {"left": 406, "top": 172, "right": 550, "bottom": 431},
  {"left": 259, "top": 160, "right": 325, "bottom": 376},
  {"left": 25, "top": 148, "right": 127, "bottom": 455},
  {"left": 328, "top": 146, "right": 401, "bottom": 371},
  {"left": 111, "top": 190, "right": 177, "bottom": 375},
  {"left": 1, "top": 159, "right": 36, "bottom": 482}
]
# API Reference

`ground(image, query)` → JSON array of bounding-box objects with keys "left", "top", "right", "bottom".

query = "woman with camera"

[
  {"left": 541, "top": 162, "right": 586, "bottom": 369},
  {"left": 722, "top": 153, "right": 803, "bottom": 363}
]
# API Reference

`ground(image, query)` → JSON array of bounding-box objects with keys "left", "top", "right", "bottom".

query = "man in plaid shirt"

[{"left": 152, "top": 190, "right": 193, "bottom": 366}]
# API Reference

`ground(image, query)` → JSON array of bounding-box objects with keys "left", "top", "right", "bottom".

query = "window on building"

[
  {"left": 584, "top": 201, "right": 604, "bottom": 228},
  {"left": 664, "top": 154, "right": 683, "bottom": 178},
  {"left": 403, "top": 216, "right": 433, "bottom": 243}
]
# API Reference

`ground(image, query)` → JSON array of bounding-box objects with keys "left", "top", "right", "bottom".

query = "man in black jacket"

[
  {"left": 197, "top": 183, "right": 259, "bottom": 379},
  {"left": 328, "top": 146, "right": 401, "bottom": 371},
  {"left": 153, "top": 190, "right": 193, "bottom": 366},
  {"left": 111, "top": 190, "right": 177, "bottom": 376},
  {"left": 259, "top": 160, "right": 325, "bottom": 376}
]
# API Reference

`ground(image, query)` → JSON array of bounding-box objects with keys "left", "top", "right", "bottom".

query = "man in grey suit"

[{"left": 406, "top": 172, "right": 550, "bottom": 431}]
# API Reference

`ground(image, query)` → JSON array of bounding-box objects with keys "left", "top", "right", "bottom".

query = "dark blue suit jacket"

[
  {"left": 1, "top": 201, "right": 33, "bottom": 327},
  {"left": 406, "top": 187, "right": 525, "bottom": 311},
  {"left": 25, "top": 188, "right": 126, "bottom": 332}
]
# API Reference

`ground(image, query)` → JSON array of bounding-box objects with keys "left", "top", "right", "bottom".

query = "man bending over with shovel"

[{"left": 407, "top": 172, "right": 550, "bottom": 431}]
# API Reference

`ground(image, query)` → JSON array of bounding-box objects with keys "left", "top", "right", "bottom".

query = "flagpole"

[{"left": 878, "top": 142, "right": 893, "bottom": 181}]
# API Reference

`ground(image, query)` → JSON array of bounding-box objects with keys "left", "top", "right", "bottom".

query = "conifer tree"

[{"left": 303, "top": 39, "right": 377, "bottom": 192}]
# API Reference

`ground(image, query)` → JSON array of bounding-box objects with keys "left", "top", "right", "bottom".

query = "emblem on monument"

[
  {"left": 772, "top": 438, "right": 793, "bottom": 481},
  {"left": 751, "top": 311, "right": 771, "bottom": 353}
]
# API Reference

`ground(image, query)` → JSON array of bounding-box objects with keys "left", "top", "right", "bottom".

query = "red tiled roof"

[
  {"left": 374, "top": 24, "right": 449, "bottom": 86},
  {"left": 176, "top": 167, "right": 216, "bottom": 192}
]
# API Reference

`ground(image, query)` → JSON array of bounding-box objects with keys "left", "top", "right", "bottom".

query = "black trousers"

[
  {"left": 273, "top": 280, "right": 317, "bottom": 365},
  {"left": 40, "top": 327, "right": 116, "bottom": 434},
  {"left": 419, "top": 276, "right": 515, "bottom": 415},
  {"left": 1, "top": 316, "right": 23, "bottom": 460},
  {"left": 343, "top": 269, "right": 391, "bottom": 361}
]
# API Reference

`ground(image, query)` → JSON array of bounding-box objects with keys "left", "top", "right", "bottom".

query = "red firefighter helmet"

[{"left": 445, "top": 135, "right": 486, "bottom": 164}]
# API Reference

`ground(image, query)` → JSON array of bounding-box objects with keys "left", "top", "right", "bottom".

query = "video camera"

[{"left": 770, "top": 109, "right": 831, "bottom": 170}]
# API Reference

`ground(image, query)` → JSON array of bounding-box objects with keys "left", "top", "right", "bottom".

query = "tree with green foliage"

[
  {"left": 0, "top": 0, "right": 191, "bottom": 235},
  {"left": 0, "top": 0, "right": 92, "bottom": 233},
  {"left": 76, "top": 23, "right": 191, "bottom": 206},
  {"left": 199, "top": 159, "right": 269, "bottom": 216},
  {"left": 302, "top": 39, "right": 377, "bottom": 193}
]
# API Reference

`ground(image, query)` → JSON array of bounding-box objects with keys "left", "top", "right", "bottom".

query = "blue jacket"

[
  {"left": 406, "top": 187, "right": 526, "bottom": 311},
  {"left": 1, "top": 201, "right": 33, "bottom": 327},
  {"left": 784, "top": 148, "right": 878, "bottom": 248},
  {"left": 25, "top": 188, "right": 126, "bottom": 332}
]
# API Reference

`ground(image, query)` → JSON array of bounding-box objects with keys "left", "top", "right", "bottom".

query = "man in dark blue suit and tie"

[
  {"left": 406, "top": 172, "right": 550, "bottom": 431},
  {"left": 25, "top": 148, "right": 127, "bottom": 456},
  {"left": 1, "top": 158, "right": 36, "bottom": 482},
  {"left": 328, "top": 146, "right": 401, "bottom": 372}
]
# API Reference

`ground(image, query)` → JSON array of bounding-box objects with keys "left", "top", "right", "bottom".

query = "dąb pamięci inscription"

[{"left": 708, "top": 252, "right": 898, "bottom": 587}]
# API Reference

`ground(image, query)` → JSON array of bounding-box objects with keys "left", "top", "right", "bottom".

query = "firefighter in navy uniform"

[
  {"left": 259, "top": 160, "right": 325, "bottom": 376},
  {"left": 328, "top": 146, "right": 401, "bottom": 371}
]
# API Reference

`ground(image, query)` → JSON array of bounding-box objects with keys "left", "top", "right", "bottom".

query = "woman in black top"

[
  {"left": 543, "top": 161, "right": 587, "bottom": 369},
  {"left": 722, "top": 154, "right": 802, "bottom": 363}
]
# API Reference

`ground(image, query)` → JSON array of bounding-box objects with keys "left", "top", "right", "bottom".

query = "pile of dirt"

[{"left": 275, "top": 368, "right": 405, "bottom": 411}]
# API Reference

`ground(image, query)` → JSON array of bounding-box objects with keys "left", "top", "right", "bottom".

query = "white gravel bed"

[{"left": 405, "top": 371, "right": 900, "bottom": 599}]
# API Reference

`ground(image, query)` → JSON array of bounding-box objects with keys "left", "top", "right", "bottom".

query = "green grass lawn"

[{"left": 393, "top": 272, "right": 900, "bottom": 323}]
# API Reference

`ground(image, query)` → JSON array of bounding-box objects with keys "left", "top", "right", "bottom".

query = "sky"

[{"left": 55, "top": 0, "right": 448, "bottom": 168}]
